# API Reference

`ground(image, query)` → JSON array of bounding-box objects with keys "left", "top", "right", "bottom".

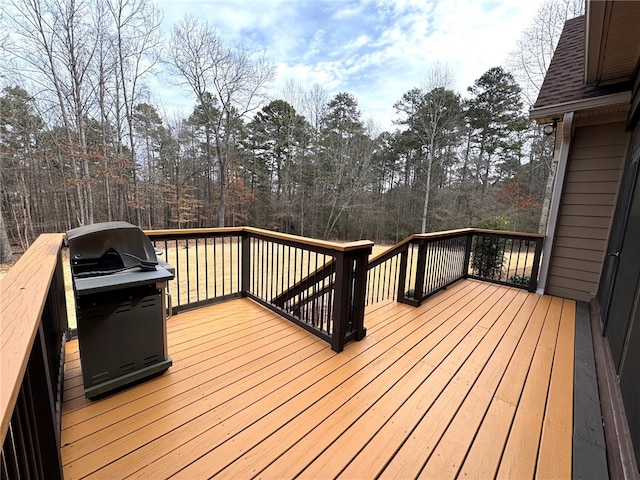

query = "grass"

[
  {"left": 58, "top": 241, "right": 390, "bottom": 330},
  {"left": 156, "top": 239, "right": 390, "bottom": 309},
  {"left": 4, "top": 238, "right": 534, "bottom": 332}
]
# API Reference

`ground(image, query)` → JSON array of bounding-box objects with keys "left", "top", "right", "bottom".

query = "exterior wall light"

[{"left": 543, "top": 119, "right": 558, "bottom": 136}]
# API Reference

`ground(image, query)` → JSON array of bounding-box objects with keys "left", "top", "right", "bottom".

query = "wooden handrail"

[
  {"left": 144, "top": 226, "right": 374, "bottom": 253},
  {"left": 410, "top": 228, "right": 544, "bottom": 241},
  {"left": 243, "top": 227, "right": 374, "bottom": 252},
  {"left": 462, "top": 228, "right": 544, "bottom": 239},
  {"left": 144, "top": 227, "right": 241, "bottom": 237},
  {"left": 369, "top": 228, "right": 543, "bottom": 267},
  {"left": 0, "top": 233, "right": 65, "bottom": 442},
  {"left": 145, "top": 226, "right": 542, "bottom": 246}
]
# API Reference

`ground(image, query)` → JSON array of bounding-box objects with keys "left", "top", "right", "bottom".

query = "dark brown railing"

[
  {"left": 147, "top": 227, "right": 542, "bottom": 325},
  {"left": 366, "top": 236, "right": 411, "bottom": 305},
  {"left": 366, "top": 229, "right": 544, "bottom": 307},
  {"left": 467, "top": 230, "right": 543, "bottom": 291},
  {"left": 146, "top": 228, "right": 243, "bottom": 312},
  {"left": 147, "top": 227, "right": 373, "bottom": 353},
  {"left": 1, "top": 234, "right": 68, "bottom": 479}
]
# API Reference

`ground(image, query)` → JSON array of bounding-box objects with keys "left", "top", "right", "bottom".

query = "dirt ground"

[{"left": 0, "top": 248, "right": 22, "bottom": 279}]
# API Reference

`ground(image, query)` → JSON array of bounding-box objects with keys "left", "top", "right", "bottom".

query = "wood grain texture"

[
  {"left": 59, "top": 280, "right": 576, "bottom": 480},
  {"left": 0, "top": 233, "right": 64, "bottom": 442},
  {"left": 144, "top": 226, "right": 374, "bottom": 252}
]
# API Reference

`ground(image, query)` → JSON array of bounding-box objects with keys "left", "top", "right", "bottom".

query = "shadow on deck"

[{"left": 61, "top": 278, "right": 576, "bottom": 479}]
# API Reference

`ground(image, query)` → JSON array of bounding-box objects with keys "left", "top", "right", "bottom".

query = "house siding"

[{"left": 546, "top": 121, "right": 629, "bottom": 302}]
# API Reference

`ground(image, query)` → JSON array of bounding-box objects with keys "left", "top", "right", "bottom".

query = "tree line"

[{"left": 0, "top": 0, "right": 582, "bottom": 256}]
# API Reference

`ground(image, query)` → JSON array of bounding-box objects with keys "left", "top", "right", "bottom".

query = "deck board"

[{"left": 61, "top": 279, "right": 576, "bottom": 479}]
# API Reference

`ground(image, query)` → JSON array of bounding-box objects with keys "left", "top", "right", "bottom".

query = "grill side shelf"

[{"left": 73, "top": 266, "right": 174, "bottom": 295}]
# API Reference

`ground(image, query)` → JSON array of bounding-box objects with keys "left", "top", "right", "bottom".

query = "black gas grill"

[{"left": 67, "top": 221, "right": 174, "bottom": 399}]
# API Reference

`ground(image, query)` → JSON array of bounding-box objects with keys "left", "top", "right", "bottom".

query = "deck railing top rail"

[
  {"left": 0, "top": 233, "right": 65, "bottom": 441},
  {"left": 145, "top": 227, "right": 374, "bottom": 253},
  {"left": 369, "top": 228, "right": 543, "bottom": 265},
  {"left": 410, "top": 227, "right": 544, "bottom": 241}
]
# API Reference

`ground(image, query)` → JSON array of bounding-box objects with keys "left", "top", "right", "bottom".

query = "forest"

[{"left": 0, "top": 0, "right": 584, "bottom": 258}]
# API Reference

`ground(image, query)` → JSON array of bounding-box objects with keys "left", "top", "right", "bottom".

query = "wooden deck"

[{"left": 61, "top": 279, "right": 576, "bottom": 479}]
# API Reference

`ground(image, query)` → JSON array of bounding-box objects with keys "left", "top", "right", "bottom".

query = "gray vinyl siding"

[{"left": 546, "top": 121, "right": 629, "bottom": 302}]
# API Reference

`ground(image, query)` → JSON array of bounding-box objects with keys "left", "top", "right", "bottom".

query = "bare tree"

[
  {"left": 107, "top": 0, "right": 162, "bottom": 226},
  {"left": 394, "top": 64, "right": 462, "bottom": 233},
  {"left": 507, "top": 0, "right": 584, "bottom": 106},
  {"left": 506, "top": 0, "right": 583, "bottom": 234},
  {"left": 300, "top": 83, "right": 329, "bottom": 236},
  {"left": 167, "top": 16, "right": 274, "bottom": 227},
  {"left": 92, "top": 0, "right": 117, "bottom": 221},
  {"left": 0, "top": 11, "right": 16, "bottom": 260},
  {"left": 280, "top": 79, "right": 307, "bottom": 118},
  {"left": 6, "top": 0, "right": 96, "bottom": 225},
  {"left": 319, "top": 92, "right": 376, "bottom": 239}
]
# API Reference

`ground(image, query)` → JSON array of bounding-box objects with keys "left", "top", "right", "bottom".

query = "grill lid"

[{"left": 67, "top": 221, "right": 158, "bottom": 277}]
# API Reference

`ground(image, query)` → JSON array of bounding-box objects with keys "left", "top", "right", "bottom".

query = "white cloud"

[
  {"left": 332, "top": 4, "right": 364, "bottom": 20},
  {"left": 153, "top": 0, "right": 548, "bottom": 130},
  {"left": 342, "top": 34, "right": 371, "bottom": 52},
  {"left": 306, "top": 29, "right": 327, "bottom": 59}
]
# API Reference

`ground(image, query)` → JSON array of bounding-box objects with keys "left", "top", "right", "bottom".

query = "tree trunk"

[
  {"left": 421, "top": 143, "right": 435, "bottom": 234},
  {"left": 0, "top": 208, "right": 13, "bottom": 263},
  {"left": 218, "top": 166, "right": 226, "bottom": 227}
]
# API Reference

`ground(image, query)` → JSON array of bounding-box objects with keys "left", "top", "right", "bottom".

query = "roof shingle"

[{"left": 533, "top": 15, "right": 625, "bottom": 111}]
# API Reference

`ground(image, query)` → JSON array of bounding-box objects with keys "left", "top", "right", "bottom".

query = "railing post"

[
  {"left": 463, "top": 232, "right": 474, "bottom": 277},
  {"left": 349, "top": 246, "right": 371, "bottom": 342},
  {"left": 331, "top": 245, "right": 372, "bottom": 352},
  {"left": 413, "top": 240, "right": 427, "bottom": 304},
  {"left": 528, "top": 237, "right": 544, "bottom": 292},
  {"left": 331, "top": 251, "right": 350, "bottom": 353},
  {"left": 241, "top": 232, "right": 251, "bottom": 297},
  {"left": 397, "top": 247, "right": 409, "bottom": 304}
]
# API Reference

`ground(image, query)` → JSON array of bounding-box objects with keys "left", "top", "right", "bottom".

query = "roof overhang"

[
  {"left": 530, "top": 91, "right": 631, "bottom": 124},
  {"left": 585, "top": 0, "right": 640, "bottom": 86}
]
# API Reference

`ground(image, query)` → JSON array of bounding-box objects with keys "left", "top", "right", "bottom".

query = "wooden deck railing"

[
  {"left": 0, "top": 226, "right": 542, "bottom": 477},
  {"left": 146, "top": 227, "right": 542, "bottom": 339},
  {"left": 146, "top": 227, "right": 373, "bottom": 353},
  {"left": 145, "top": 227, "right": 244, "bottom": 311},
  {"left": 366, "top": 228, "right": 544, "bottom": 307},
  {"left": 467, "top": 229, "right": 544, "bottom": 291},
  {"left": 0, "top": 234, "right": 68, "bottom": 479}
]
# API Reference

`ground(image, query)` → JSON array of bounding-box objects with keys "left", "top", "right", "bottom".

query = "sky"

[{"left": 153, "top": 0, "right": 546, "bottom": 132}]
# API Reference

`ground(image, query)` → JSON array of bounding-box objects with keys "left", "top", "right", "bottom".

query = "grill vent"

[
  {"left": 115, "top": 302, "right": 132, "bottom": 314},
  {"left": 144, "top": 355, "right": 159, "bottom": 366},
  {"left": 141, "top": 298, "right": 157, "bottom": 309},
  {"left": 92, "top": 371, "right": 110, "bottom": 385},
  {"left": 120, "top": 362, "right": 135, "bottom": 373}
]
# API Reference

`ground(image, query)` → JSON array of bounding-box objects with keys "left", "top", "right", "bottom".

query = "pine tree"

[
  {"left": 319, "top": 93, "right": 374, "bottom": 239},
  {"left": 465, "top": 67, "right": 528, "bottom": 212}
]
